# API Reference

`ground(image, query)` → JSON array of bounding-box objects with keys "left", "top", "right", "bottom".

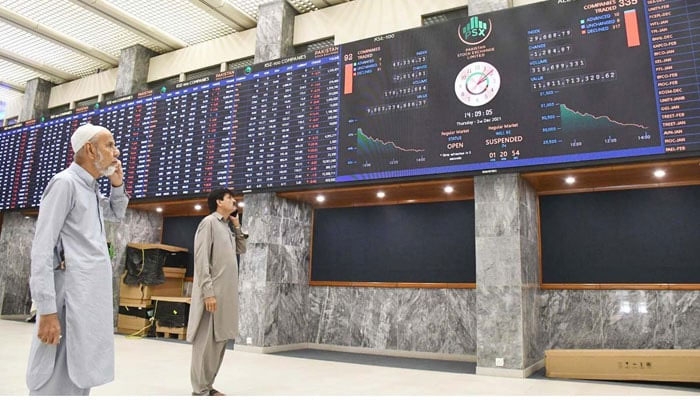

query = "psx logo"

[{"left": 458, "top": 16, "right": 492, "bottom": 46}]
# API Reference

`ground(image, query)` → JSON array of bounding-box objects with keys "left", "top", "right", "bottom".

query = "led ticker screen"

[
  {"left": 0, "top": 0, "right": 698, "bottom": 211},
  {"left": 337, "top": 0, "right": 671, "bottom": 181},
  {"left": 229, "top": 50, "right": 340, "bottom": 191}
]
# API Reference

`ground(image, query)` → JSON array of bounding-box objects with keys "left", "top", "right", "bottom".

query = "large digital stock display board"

[{"left": 0, "top": 0, "right": 698, "bottom": 210}]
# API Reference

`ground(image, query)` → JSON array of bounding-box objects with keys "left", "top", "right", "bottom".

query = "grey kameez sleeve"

[
  {"left": 29, "top": 177, "right": 74, "bottom": 315},
  {"left": 232, "top": 225, "right": 247, "bottom": 254},
  {"left": 194, "top": 218, "right": 216, "bottom": 298},
  {"left": 102, "top": 184, "right": 129, "bottom": 221}
]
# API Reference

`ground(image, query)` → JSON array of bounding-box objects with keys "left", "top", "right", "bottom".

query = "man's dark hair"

[{"left": 207, "top": 188, "right": 234, "bottom": 213}]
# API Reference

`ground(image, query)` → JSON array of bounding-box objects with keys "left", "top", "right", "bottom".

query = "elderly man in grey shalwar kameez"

[
  {"left": 188, "top": 188, "right": 246, "bottom": 396},
  {"left": 26, "top": 123, "right": 129, "bottom": 395}
]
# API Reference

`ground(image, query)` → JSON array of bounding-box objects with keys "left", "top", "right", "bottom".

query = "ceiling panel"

[
  {"left": 108, "top": 0, "right": 236, "bottom": 45},
  {"left": 287, "top": 0, "right": 319, "bottom": 14},
  {"left": 224, "top": 0, "right": 262, "bottom": 20},
  {"left": 0, "top": 0, "right": 353, "bottom": 117},
  {"left": 0, "top": 23, "right": 110, "bottom": 77},
  {"left": 0, "top": 59, "right": 55, "bottom": 86},
  {"left": 225, "top": 0, "right": 335, "bottom": 20},
  {"left": 0, "top": 0, "right": 167, "bottom": 57}
]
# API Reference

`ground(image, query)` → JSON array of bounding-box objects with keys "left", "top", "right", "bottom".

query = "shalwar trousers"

[{"left": 190, "top": 311, "right": 228, "bottom": 395}]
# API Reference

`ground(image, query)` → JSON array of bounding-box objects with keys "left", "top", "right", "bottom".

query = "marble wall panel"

[
  {"left": 262, "top": 283, "right": 308, "bottom": 346},
  {"left": 0, "top": 213, "right": 35, "bottom": 316},
  {"left": 522, "top": 286, "right": 541, "bottom": 367},
  {"left": 237, "top": 280, "right": 266, "bottom": 345},
  {"left": 475, "top": 202, "right": 520, "bottom": 237},
  {"left": 349, "top": 287, "right": 398, "bottom": 350},
  {"left": 540, "top": 290, "right": 604, "bottom": 349},
  {"left": 475, "top": 236, "right": 522, "bottom": 286},
  {"left": 307, "top": 286, "right": 476, "bottom": 355},
  {"left": 239, "top": 243, "right": 268, "bottom": 283},
  {"left": 540, "top": 290, "right": 700, "bottom": 350},
  {"left": 476, "top": 285, "right": 524, "bottom": 368},
  {"left": 474, "top": 174, "right": 519, "bottom": 204},
  {"left": 672, "top": 291, "right": 700, "bottom": 349},
  {"left": 601, "top": 290, "right": 661, "bottom": 349},
  {"left": 312, "top": 286, "right": 356, "bottom": 346},
  {"left": 445, "top": 289, "right": 477, "bottom": 354},
  {"left": 265, "top": 244, "right": 308, "bottom": 285}
]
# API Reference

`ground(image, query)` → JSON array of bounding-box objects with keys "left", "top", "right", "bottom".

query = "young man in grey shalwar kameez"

[
  {"left": 26, "top": 123, "right": 129, "bottom": 395},
  {"left": 188, "top": 188, "right": 246, "bottom": 396}
]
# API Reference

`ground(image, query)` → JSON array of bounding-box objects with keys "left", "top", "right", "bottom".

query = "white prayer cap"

[{"left": 71, "top": 123, "right": 106, "bottom": 153}]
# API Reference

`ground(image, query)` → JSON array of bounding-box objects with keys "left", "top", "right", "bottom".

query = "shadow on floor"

[{"left": 273, "top": 349, "right": 476, "bottom": 374}]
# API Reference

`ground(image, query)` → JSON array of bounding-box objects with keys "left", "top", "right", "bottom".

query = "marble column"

[
  {"left": 474, "top": 174, "right": 542, "bottom": 376},
  {"left": 467, "top": 0, "right": 542, "bottom": 378},
  {"left": 19, "top": 78, "right": 53, "bottom": 122},
  {"left": 115, "top": 44, "right": 157, "bottom": 97},
  {"left": 469, "top": 0, "right": 513, "bottom": 15},
  {"left": 241, "top": 1, "right": 306, "bottom": 348},
  {"left": 0, "top": 213, "right": 36, "bottom": 316},
  {"left": 254, "top": 0, "right": 296, "bottom": 64},
  {"left": 237, "top": 193, "right": 312, "bottom": 347}
]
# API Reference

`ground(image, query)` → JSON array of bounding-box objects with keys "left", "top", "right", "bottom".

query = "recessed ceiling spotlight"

[
  {"left": 238, "top": 201, "right": 245, "bottom": 207},
  {"left": 376, "top": 191, "right": 386, "bottom": 198},
  {"left": 653, "top": 169, "right": 666, "bottom": 178},
  {"left": 444, "top": 185, "right": 454, "bottom": 194},
  {"left": 565, "top": 176, "right": 576, "bottom": 184},
  {"left": 194, "top": 204, "right": 202, "bottom": 211},
  {"left": 156, "top": 207, "right": 163, "bottom": 213},
  {"left": 316, "top": 195, "right": 325, "bottom": 203},
  {"left": 407, "top": 199, "right": 416, "bottom": 203}
]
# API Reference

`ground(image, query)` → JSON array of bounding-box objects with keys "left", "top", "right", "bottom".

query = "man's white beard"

[
  {"left": 94, "top": 153, "right": 116, "bottom": 177},
  {"left": 102, "top": 165, "right": 117, "bottom": 177}
]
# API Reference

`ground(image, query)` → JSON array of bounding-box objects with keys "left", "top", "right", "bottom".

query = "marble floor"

[{"left": 1, "top": 319, "right": 698, "bottom": 396}]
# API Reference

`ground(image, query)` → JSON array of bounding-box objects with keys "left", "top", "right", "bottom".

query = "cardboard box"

[
  {"left": 545, "top": 349, "right": 700, "bottom": 383},
  {"left": 150, "top": 267, "right": 186, "bottom": 297},
  {"left": 117, "top": 314, "right": 151, "bottom": 335},
  {"left": 162, "top": 267, "right": 186, "bottom": 279}
]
